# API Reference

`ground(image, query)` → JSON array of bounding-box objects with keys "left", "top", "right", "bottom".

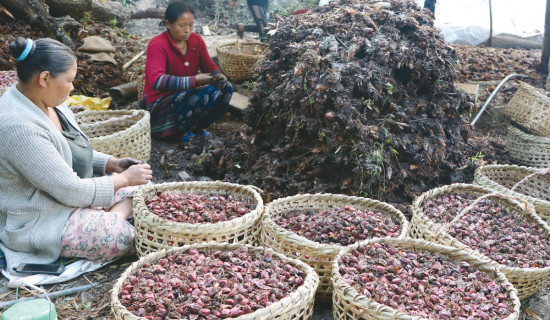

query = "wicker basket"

[
  {"left": 216, "top": 41, "right": 268, "bottom": 81},
  {"left": 260, "top": 193, "right": 409, "bottom": 299},
  {"left": 136, "top": 74, "right": 145, "bottom": 103},
  {"left": 410, "top": 183, "right": 550, "bottom": 300},
  {"left": 331, "top": 238, "right": 520, "bottom": 320},
  {"left": 133, "top": 181, "right": 264, "bottom": 256},
  {"left": 506, "top": 125, "right": 550, "bottom": 168},
  {"left": 474, "top": 164, "right": 550, "bottom": 221},
  {"left": 111, "top": 242, "right": 319, "bottom": 320},
  {"left": 76, "top": 109, "right": 151, "bottom": 161},
  {"left": 503, "top": 82, "right": 550, "bottom": 137},
  {"left": 0, "top": 70, "right": 17, "bottom": 97},
  {"left": 410, "top": 183, "right": 496, "bottom": 241}
]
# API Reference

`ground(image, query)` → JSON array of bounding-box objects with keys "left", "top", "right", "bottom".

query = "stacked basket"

[
  {"left": 76, "top": 109, "right": 151, "bottom": 161},
  {"left": 474, "top": 164, "right": 550, "bottom": 221},
  {"left": 133, "top": 181, "right": 263, "bottom": 256},
  {"left": 504, "top": 82, "right": 550, "bottom": 168},
  {"left": 260, "top": 193, "right": 408, "bottom": 299},
  {"left": 216, "top": 41, "right": 268, "bottom": 81},
  {"left": 506, "top": 126, "right": 550, "bottom": 168},
  {"left": 504, "top": 82, "right": 550, "bottom": 137},
  {"left": 410, "top": 183, "right": 550, "bottom": 300}
]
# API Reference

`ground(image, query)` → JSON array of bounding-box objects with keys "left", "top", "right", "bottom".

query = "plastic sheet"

[
  {"left": 64, "top": 95, "right": 111, "bottom": 111},
  {"left": 1, "top": 259, "right": 115, "bottom": 288},
  {"left": 415, "top": 0, "right": 545, "bottom": 45}
]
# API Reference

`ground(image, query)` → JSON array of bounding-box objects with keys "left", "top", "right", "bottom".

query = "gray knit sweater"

[{"left": 0, "top": 85, "right": 115, "bottom": 275}]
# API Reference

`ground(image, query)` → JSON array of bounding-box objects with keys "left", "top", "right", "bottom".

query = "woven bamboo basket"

[
  {"left": 260, "top": 193, "right": 409, "bottom": 299},
  {"left": 332, "top": 238, "right": 520, "bottom": 320},
  {"left": 133, "top": 181, "right": 264, "bottom": 256},
  {"left": 111, "top": 242, "right": 319, "bottom": 320},
  {"left": 76, "top": 109, "right": 151, "bottom": 161},
  {"left": 216, "top": 41, "right": 268, "bottom": 81},
  {"left": 474, "top": 164, "right": 550, "bottom": 220},
  {"left": 506, "top": 125, "right": 550, "bottom": 168},
  {"left": 503, "top": 82, "right": 550, "bottom": 137},
  {"left": 410, "top": 183, "right": 496, "bottom": 241},
  {"left": 136, "top": 74, "right": 145, "bottom": 103},
  {"left": 410, "top": 183, "right": 550, "bottom": 300},
  {"left": 0, "top": 70, "right": 17, "bottom": 97}
]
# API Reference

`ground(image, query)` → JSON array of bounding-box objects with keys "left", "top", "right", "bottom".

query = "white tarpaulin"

[
  {"left": 416, "top": 0, "right": 546, "bottom": 45},
  {"left": 1, "top": 259, "right": 114, "bottom": 288}
]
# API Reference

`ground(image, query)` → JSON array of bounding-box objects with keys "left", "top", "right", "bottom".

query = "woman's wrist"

[
  {"left": 105, "top": 157, "right": 119, "bottom": 173},
  {"left": 110, "top": 171, "right": 129, "bottom": 191}
]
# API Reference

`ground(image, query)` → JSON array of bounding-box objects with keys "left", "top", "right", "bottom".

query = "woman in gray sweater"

[{"left": 0, "top": 37, "right": 153, "bottom": 275}]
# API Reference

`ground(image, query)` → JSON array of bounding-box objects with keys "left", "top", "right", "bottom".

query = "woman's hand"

[
  {"left": 110, "top": 163, "right": 153, "bottom": 191},
  {"left": 122, "top": 163, "right": 153, "bottom": 186},
  {"left": 195, "top": 74, "right": 213, "bottom": 86},
  {"left": 212, "top": 74, "right": 228, "bottom": 89},
  {"left": 106, "top": 157, "right": 141, "bottom": 173}
]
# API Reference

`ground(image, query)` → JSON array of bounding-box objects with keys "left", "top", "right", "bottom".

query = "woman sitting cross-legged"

[
  {"left": 0, "top": 37, "right": 153, "bottom": 275},
  {"left": 142, "top": 1, "right": 233, "bottom": 143}
]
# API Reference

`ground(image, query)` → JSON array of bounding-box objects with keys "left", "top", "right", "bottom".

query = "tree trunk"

[
  {"left": 0, "top": 0, "right": 130, "bottom": 47},
  {"left": 131, "top": 8, "right": 165, "bottom": 20},
  {"left": 46, "top": 0, "right": 130, "bottom": 27},
  {"left": 0, "top": 0, "right": 74, "bottom": 48},
  {"left": 542, "top": 0, "right": 550, "bottom": 74}
]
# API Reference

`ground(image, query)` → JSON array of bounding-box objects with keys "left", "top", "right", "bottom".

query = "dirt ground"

[{"left": 1, "top": 5, "right": 550, "bottom": 320}]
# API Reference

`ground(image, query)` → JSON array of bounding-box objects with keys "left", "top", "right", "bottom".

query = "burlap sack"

[{"left": 79, "top": 36, "right": 117, "bottom": 65}]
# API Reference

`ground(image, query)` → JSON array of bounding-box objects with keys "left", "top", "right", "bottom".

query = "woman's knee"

[
  {"left": 215, "top": 83, "right": 233, "bottom": 105},
  {"left": 111, "top": 222, "right": 136, "bottom": 258},
  {"left": 223, "top": 82, "right": 234, "bottom": 95},
  {"left": 204, "top": 83, "right": 233, "bottom": 108},
  {"left": 96, "top": 218, "right": 136, "bottom": 260}
]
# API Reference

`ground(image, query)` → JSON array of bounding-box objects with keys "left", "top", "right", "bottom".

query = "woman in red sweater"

[{"left": 143, "top": 2, "right": 233, "bottom": 142}]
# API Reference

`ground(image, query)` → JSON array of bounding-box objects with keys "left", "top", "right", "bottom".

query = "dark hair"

[
  {"left": 164, "top": 1, "right": 195, "bottom": 24},
  {"left": 9, "top": 37, "right": 76, "bottom": 83}
]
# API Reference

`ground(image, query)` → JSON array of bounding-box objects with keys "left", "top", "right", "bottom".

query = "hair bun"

[{"left": 8, "top": 37, "right": 30, "bottom": 60}]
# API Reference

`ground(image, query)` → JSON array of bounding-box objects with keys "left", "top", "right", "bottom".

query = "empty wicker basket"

[
  {"left": 332, "top": 238, "right": 520, "bottom": 320},
  {"left": 260, "top": 193, "right": 408, "bottom": 299},
  {"left": 507, "top": 125, "right": 550, "bottom": 168},
  {"left": 216, "top": 41, "right": 268, "bottom": 81},
  {"left": 133, "top": 181, "right": 264, "bottom": 256},
  {"left": 503, "top": 82, "right": 550, "bottom": 137},
  {"left": 474, "top": 164, "right": 550, "bottom": 221},
  {"left": 410, "top": 183, "right": 550, "bottom": 300},
  {"left": 111, "top": 242, "right": 319, "bottom": 320},
  {"left": 76, "top": 109, "right": 151, "bottom": 161}
]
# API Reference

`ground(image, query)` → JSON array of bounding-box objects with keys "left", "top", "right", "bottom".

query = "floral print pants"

[{"left": 60, "top": 186, "right": 138, "bottom": 261}]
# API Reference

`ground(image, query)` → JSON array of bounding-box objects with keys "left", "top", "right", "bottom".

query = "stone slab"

[
  {"left": 456, "top": 82, "right": 480, "bottom": 100},
  {"left": 229, "top": 91, "right": 249, "bottom": 112}
]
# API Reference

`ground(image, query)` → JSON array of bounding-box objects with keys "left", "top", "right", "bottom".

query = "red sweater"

[{"left": 143, "top": 31, "right": 220, "bottom": 105}]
